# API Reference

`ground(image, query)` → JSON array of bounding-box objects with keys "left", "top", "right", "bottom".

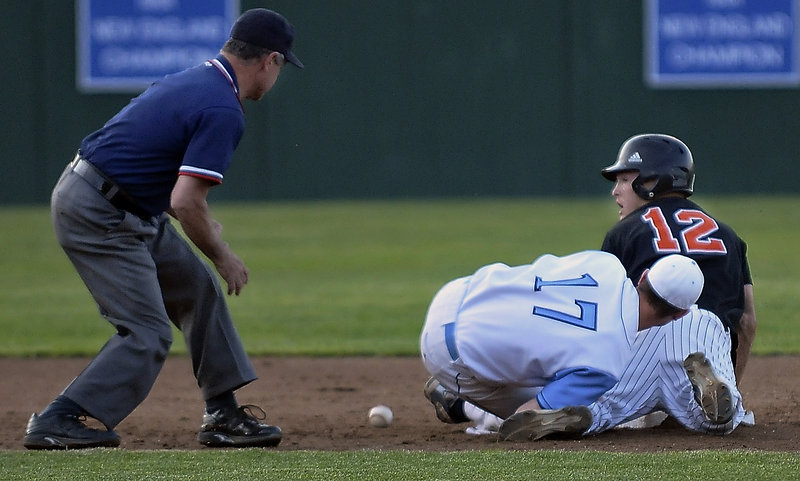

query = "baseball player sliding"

[
  {"left": 423, "top": 133, "right": 753, "bottom": 440},
  {"left": 420, "top": 250, "right": 704, "bottom": 441}
]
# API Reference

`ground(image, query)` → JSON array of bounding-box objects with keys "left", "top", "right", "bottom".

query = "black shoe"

[
  {"left": 197, "top": 405, "right": 282, "bottom": 447},
  {"left": 23, "top": 413, "right": 121, "bottom": 450},
  {"left": 423, "top": 377, "right": 469, "bottom": 424}
]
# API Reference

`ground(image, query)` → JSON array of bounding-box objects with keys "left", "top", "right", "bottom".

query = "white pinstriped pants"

[{"left": 587, "top": 307, "right": 745, "bottom": 434}]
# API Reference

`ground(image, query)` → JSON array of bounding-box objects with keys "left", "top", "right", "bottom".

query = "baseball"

[{"left": 368, "top": 405, "right": 393, "bottom": 428}]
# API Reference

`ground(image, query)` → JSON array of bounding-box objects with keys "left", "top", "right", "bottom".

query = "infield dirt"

[{"left": 1, "top": 355, "right": 797, "bottom": 451}]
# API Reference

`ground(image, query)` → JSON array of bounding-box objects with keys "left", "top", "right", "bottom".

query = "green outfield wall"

[{"left": 3, "top": 0, "right": 798, "bottom": 204}]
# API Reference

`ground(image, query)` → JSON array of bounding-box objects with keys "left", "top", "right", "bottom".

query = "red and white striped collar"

[{"left": 208, "top": 57, "right": 243, "bottom": 111}]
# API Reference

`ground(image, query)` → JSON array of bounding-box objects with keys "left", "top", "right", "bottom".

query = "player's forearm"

[
  {"left": 734, "top": 285, "right": 757, "bottom": 384},
  {"left": 734, "top": 332, "right": 752, "bottom": 384}
]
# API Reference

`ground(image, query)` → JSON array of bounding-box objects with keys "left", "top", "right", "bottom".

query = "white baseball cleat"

[{"left": 499, "top": 405, "right": 591, "bottom": 442}]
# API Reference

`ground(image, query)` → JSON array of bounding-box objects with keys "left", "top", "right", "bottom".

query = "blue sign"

[
  {"left": 645, "top": 0, "right": 800, "bottom": 88},
  {"left": 77, "top": 0, "right": 239, "bottom": 93}
]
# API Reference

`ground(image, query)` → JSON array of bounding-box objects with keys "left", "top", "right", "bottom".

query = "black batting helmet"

[{"left": 601, "top": 133, "right": 695, "bottom": 199}]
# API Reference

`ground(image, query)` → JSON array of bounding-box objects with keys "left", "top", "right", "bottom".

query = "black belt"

[{"left": 70, "top": 154, "right": 152, "bottom": 220}]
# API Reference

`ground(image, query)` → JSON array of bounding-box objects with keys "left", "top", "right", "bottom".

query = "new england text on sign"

[
  {"left": 77, "top": 0, "right": 239, "bottom": 93},
  {"left": 645, "top": 0, "right": 799, "bottom": 88}
]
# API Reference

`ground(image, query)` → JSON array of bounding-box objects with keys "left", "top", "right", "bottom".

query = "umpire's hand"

[{"left": 171, "top": 175, "right": 250, "bottom": 295}]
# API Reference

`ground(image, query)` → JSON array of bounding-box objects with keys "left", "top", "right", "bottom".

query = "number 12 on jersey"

[
  {"left": 642, "top": 207, "right": 727, "bottom": 254},
  {"left": 532, "top": 274, "right": 598, "bottom": 331}
]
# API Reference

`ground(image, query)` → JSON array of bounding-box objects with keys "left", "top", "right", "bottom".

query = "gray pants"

[{"left": 50, "top": 163, "right": 256, "bottom": 429}]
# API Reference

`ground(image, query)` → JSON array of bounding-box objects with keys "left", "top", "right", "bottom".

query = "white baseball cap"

[{"left": 646, "top": 254, "right": 704, "bottom": 309}]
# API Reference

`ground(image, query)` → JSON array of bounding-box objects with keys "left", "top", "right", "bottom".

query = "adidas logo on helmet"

[{"left": 628, "top": 152, "right": 643, "bottom": 163}]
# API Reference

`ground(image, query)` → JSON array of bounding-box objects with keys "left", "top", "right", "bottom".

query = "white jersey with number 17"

[{"left": 454, "top": 250, "right": 639, "bottom": 398}]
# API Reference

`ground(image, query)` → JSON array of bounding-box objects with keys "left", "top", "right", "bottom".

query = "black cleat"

[
  {"left": 23, "top": 413, "right": 120, "bottom": 450},
  {"left": 197, "top": 405, "right": 282, "bottom": 447},
  {"left": 423, "top": 377, "right": 469, "bottom": 424}
]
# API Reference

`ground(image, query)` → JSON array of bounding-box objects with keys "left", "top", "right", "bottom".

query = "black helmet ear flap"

[
  {"left": 633, "top": 172, "right": 689, "bottom": 200},
  {"left": 632, "top": 179, "right": 655, "bottom": 199},
  {"left": 632, "top": 174, "right": 658, "bottom": 199}
]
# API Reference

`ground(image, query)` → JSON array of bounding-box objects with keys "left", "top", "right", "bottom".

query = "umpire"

[{"left": 24, "top": 8, "right": 303, "bottom": 450}]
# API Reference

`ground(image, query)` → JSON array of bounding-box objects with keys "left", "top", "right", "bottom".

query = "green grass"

[
  {"left": 0, "top": 196, "right": 795, "bottom": 356},
  {"left": 1, "top": 449, "right": 798, "bottom": 481},
  {"left": 1, "top": 196, "right": 798, "bottom": 478}
]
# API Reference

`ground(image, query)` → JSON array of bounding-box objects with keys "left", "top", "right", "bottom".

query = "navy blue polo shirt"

[{"left": 80, "top": 55, "right": 245, "bottom": 216}]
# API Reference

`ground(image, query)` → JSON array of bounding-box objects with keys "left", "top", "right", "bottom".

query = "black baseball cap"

[{"left": 230, "top": 8, "right": 304, "bottom": 68}]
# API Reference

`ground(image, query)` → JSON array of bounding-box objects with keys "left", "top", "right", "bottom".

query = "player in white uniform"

[
  {"left": 457, "top": 309, "right": 746, "bottom": 438},
  {"left": 420, "top": 250, "right": 703, "bottom": 439}
]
